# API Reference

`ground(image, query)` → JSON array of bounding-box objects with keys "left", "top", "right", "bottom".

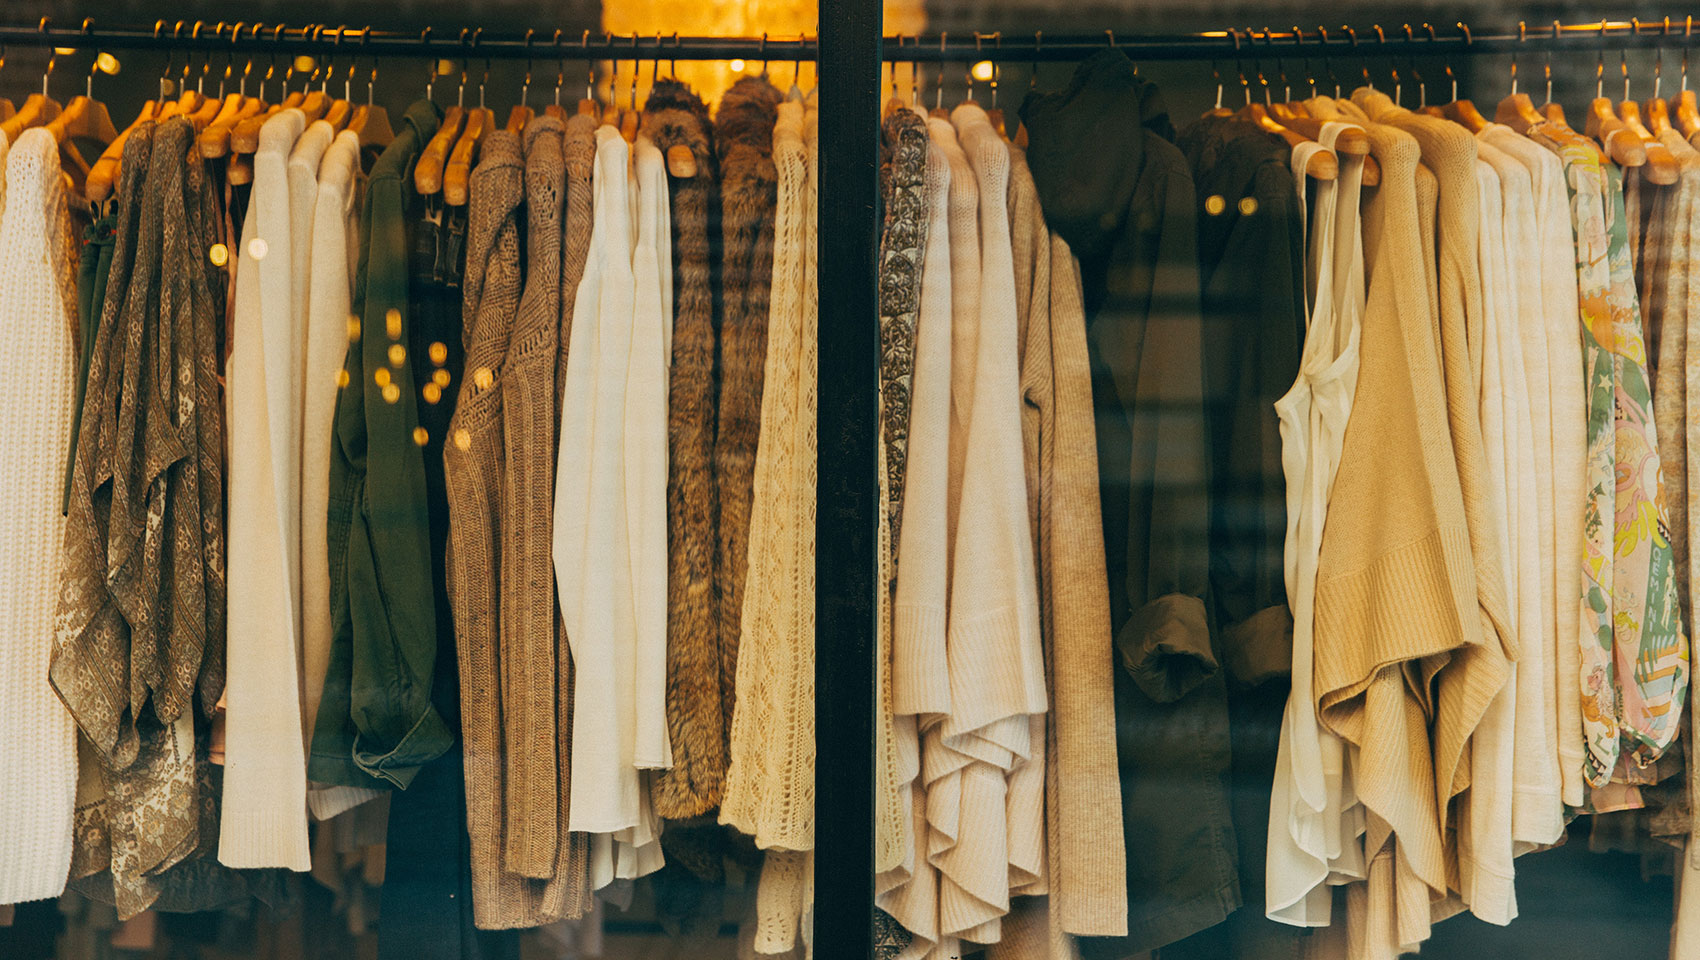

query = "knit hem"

[{"left": 217, "top": 806, "right": 312, "bottom": 871}]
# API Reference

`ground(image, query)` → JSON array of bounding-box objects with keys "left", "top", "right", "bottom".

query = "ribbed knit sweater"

[
  {"left": 1309, "top": 112, "right": 1465, "bottom": 960},
  {"left": 221, "top": 107, "right": 312, "bottom": 872},
  {"left": 0, "top": 127, "right": 79, "bottom": 906},
  {"left": 989, "top": 144, "right": 1128, "bottom": 956}
]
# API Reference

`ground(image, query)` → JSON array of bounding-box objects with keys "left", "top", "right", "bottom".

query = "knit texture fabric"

[
  {"left": 721, "top": 95, "right": 817, "bottom": 856},
  {"left": 449, "top": 129, "right": 587, "bottom": 927},
  {"left": 1008, "top": 142, "right": 1128, "bottom": 945},
  {"left": 714, "top": 77, "right": 783, "bottom": 754},
  {"left": 220, "top": 107, "right": 313, "bottom": 872},
  {"left": 642, "top": 80, "right": 730, "bottom": 820},
  {"left": 0, "top": 127, "right": 79, "bottom": 906},
  {"left": 499, "top": 115, "right": 566, "bottom": 879}
]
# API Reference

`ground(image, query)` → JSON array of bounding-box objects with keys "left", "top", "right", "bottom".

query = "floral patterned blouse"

[{"left": 1539, "top": 128, "right": 1691, "bottom": 788}]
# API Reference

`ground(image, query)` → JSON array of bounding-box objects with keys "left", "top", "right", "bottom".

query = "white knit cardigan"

[
  {"left": 220, "top": 108, "right": 312, "bottom": 871},
  {"left": 0, "top": 128, "right": 79, "bottom": 905}
]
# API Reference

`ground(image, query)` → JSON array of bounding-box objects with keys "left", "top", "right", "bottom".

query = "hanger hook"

[
  {"left": 760, "top": 32, "right": 769, "bottom": 77},
  {"left": 1597, "top": 19, "right": 1607, "bottom": 99},
  {"left": 40, "top": 17, "right": 54, "bottom": 100},
  {"left": 1106, "top": 29, "right": 1116, "bottom": 49},
  {"left": 582, "top": 30, "right": 594, "bottom": 103},
  {"left": 969, "top": 32, "right": 980, "bottom": 98},
  {"left": 1030, "top": 30, "right": 1040, "bottom": 91},
  {"left": 629, "top": 33, "right": 639, "bottom": 110},
  {"left": 1621, "top": 32, "right": 1630, "bottom": 101},
  {"left": 1294, "top": 25, "right": 1317, "bottom": 97},
  {"left": 936, "top": 31, "right": 946, "bottom": 110}
]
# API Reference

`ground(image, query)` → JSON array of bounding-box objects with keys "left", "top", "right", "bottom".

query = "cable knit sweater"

[
  {"left": 500, "top": 115, "right": 566, "bottom": 879},
  {"left": 0, "top": 127, "right": 79, "bottom": 906}
]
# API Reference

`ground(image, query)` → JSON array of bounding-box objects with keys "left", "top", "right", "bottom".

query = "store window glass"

[
  {"left": 873, "top": 6, "right": 1697, "bottom": 960},
  {"left": 0, "top": 4, "right": 823, "bottom": 958}
]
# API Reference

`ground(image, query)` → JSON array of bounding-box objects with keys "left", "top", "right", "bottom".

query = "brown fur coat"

[
  {"left": 642, "top": 80, "right": 728, "bottom": 819},
  {"left": 712, "top": 77, "right": 782, "bottom": 757}
]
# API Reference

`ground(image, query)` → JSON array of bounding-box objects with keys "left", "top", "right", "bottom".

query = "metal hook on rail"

[
  {"left": 760, "top": 32, "right": 769, "bottom": 77},
  {"left": 628, "top": 33, "right": 639, "bottom": 111},
  {"left": 422, "top": 27, "right": 434, "bottom": 101},
  {"left": 1317, "top": 26, "right": 1340, "bottom": 97},
  {"left": 1597, "top": 19, "right": 1607, "bottom": 99},
  {"left": 1455, "top": 22, "right": 1471, "bottom": 102},
  {"left": 1622, "top": 21, "right": 1633, "bottom": 102},
  {"left": 519, "top": 28, "right": 533, "bottom": 107},
  {"left": 1029, "top": 30, "right": 1040, "bottom": 91},
  {"left": 39, "top": 17, "right": 54, "bottom": 101},
  {"left": 1291, "top": 26, "right": 1316, "bottom": 98},
  {"left": 1231, "top": 28, "right": 1250, "bottom": 106},
  {"left": 935, "top": 32, "right": 946, "bottom": 111},
  {"left": 582, "top": 31, "right": 594, "bottom": 106}
]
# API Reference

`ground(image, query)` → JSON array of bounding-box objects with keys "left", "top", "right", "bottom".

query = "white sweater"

[
  {"left": 554, "top": 125, "right": 663, "bottom": 887},
  {"left": 221, "top": 108, "right": 312, "bottom": 871},
  {"left": 0, "top": 129, "right": 79, "bottom": 905},
  {"left": 300, "top": 131, "right": 381, "bottom": 821}
]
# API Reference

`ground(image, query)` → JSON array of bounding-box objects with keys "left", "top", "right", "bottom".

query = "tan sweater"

[
  {"left": 1310, "top": 111, "right": 1466, "bottom": 960},
  {"left": 1355, "top": 90, "right": 1516, "bottom": 873},
  {"left": 986, "top": 150, "right": 1128, "bottom": 960}
]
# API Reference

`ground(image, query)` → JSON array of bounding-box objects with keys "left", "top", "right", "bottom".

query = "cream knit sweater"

[
  {"left": 300, "top": 131, "right": 381, "bottom": 822},
  {"left": 221, "top": 108, "right": 312, "bottom": 871},
  {"left": 0, "top": 128, "right": 80, "bottom": 906},
  {"left": 880, "top": 122, "right": 952, "bottom": 960}
]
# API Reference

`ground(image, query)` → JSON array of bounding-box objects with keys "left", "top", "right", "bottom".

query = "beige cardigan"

[
  {"left": 1309, "top": 110, "right": 1466, "bottom": 960},
  {"left": 986, "top": 148, "right": 1128, "bottom": 960}
]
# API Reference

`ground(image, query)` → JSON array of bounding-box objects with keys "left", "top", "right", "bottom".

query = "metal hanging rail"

[
  {"left": 887, "top": 17, "right": 1700, "bottom": 61},
  {"left": 0, "top": 19, "right": 816, "bottom": 62}
]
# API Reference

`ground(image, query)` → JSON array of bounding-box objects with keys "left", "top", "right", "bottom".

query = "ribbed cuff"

[{"left": 217, "top": 804, "right": 311, "bottom": 871}]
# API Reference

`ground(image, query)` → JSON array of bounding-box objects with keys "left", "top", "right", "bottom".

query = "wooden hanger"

[
  {"left": 1618, "top": 100, "right": 1679, "bottom": 183},
  {"left": 1648, "top": 95, "right": 1674, "bottom": 136},
  {"left": 1494, "top": 92, "right": 1546, "bottom": 133},
  {"left": 45, "top": 81, "right": 118, "bottom": 149},
  {"left": 443, "top": 106, "right": 490, "bottom": 206},
  {"left": 348, "top": 48, "right": 394, "bottom": 150},
  {"left": 506, "top": 105, "right": 533, "bottom": 135},
  {"left": 86, "top": 97, "right": 157, "bottom": 203},
  {"left": 414, "top": 105, "right": 464, "bottom": 195},
  {"left": 1586, "top": 97, "right": 1648, "bottom": 167},
  {"left": 1241, "top": 102, "right": 1336, "bottom": 179},
  {"left": 1680, "top": 90, "right": 1700, "bottom": 139},
  {"left": 1270, "top": 103, "right": 1379, "bottom": 185}
]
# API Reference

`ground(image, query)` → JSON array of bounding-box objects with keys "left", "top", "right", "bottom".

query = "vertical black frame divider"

[{"left": 814, "top": 2, "right": 881, "bottom": 959}]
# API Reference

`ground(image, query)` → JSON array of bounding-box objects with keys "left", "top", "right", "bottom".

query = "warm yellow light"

[
  {"left": 53, "top": 47, "right": 76, "bottom": 56},
  {"left": 412, "top": 427, "right": 430, "bottom": 446},
  {"left": 207, "top": 243, "right": 229, "bottom": 267},
  {"left": 293, "top": 55, "right": 316, "bottom": 74},
  {"left": 729, "top": 58, "right": 747, "bottom": 73},
  {"left": 971, "top": 60, "right": 993, "bottom": 82},
  {"left": 95, "top": 52, "right": 120, "bottom": 75},
  {"left": 247, "top": 237, "right": 268, "bottom": 261},
  {"left": 437, "top": 59, "right": 456, "bottom": 76}
]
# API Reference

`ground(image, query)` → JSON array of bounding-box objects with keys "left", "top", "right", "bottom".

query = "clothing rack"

[
  {"left": 0, "top": 11, "right": 1695, "bottom": 960},
  {"left": 0, "top": 17, "right": 1697, "bottom": 62}
]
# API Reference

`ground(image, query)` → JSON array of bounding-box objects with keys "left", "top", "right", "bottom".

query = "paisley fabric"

[
  {"left": 878, "top": 108, "right": 930, "bottom": 546},
  {"left": 1541, "top": 130, "right": 1690, "bottom": 787}
]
